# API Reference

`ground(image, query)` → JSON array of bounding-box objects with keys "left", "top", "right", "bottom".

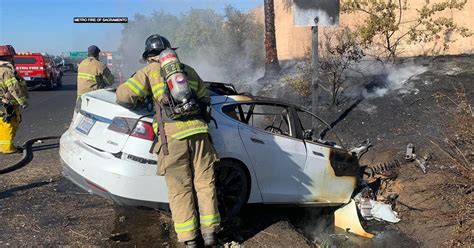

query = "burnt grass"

[
  {"left": 249, "top": 54, "right": 474, "bottom": 247},
  {"left": 0, "top": 54, "right": 472, "bottom": 247}
]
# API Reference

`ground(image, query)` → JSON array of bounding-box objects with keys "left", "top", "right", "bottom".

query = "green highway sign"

[{"left": 69, "top": 51, "right": 88, "bottom": 57}]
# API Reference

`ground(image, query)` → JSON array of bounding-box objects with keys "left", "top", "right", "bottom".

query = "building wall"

[{"left": 252, "top": 0, "right": 474, "bottom": 60}]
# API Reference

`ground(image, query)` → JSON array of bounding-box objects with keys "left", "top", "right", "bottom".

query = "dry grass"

[
  {"left": 281, "top": 63, "right": 313, "bottom": 97},
  {"left": 430, "top": 82, "right": 473, "bottom": 246}
]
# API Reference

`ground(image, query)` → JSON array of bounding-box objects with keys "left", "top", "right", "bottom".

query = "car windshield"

[{"left": 14, "top": 57, "right": 37, "bottom": 64}]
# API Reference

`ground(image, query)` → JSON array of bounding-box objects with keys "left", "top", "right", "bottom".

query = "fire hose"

[{"left": 0, "top": 136, "right": 60, "bottom": 175}]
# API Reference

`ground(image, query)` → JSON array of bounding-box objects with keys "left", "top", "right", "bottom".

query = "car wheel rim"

[{"left": 215, "top": 164, "right": 247, "bottom": 221}]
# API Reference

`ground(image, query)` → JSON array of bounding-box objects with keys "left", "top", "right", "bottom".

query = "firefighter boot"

[
  {"left": 0, "top": 110, "right": 20, "bottom": 154},
  {"left": 184, "top": 240, "right": 198, "bottom": 248},
  {"left": 203, "top": 232, "right": 217, "bottom": 247}
]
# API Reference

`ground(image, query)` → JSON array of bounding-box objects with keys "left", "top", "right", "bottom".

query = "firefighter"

[
  {"left": 76, "top": 45, "right": 114, "bottom": 98},
  {"left": 0, "top": 45, "right": 29, "bottom": 154},
  {"left": 115, "top": 34, "right": 220, "bottom": 248}
]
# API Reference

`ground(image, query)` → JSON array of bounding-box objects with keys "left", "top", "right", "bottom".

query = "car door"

[{"left": 236, "top": 103, "right": 308, "bottom": 203}]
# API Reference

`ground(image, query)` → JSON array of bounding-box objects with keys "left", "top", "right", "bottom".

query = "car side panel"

[
  {"left": 300, "top": 142, "right": 356, "bottom": 204},
  {"left": 238, "top": 124, "right": 308, "bottom": 203},
  {"left": 211, "top": 106, "right": 263, "bottom": 204}
]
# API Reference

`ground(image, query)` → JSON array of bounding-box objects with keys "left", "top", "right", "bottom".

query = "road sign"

[
  {"left": 69, "top": 51, "right": 88, "bottom": 57},
  {"left": 293, "top": 0, "right": 340, "bottom": 27}
]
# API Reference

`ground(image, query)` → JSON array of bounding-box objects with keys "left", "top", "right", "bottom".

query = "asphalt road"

[{"left": 16, "top": 73, "right": 78, "bottom": 143}]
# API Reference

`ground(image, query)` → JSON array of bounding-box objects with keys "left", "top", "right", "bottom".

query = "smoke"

[
  {"left": 180, "top": 37, "right": 265, "bottom": 86},
  {"left": 118, "top": 14, "right": 154, "bottom": 78},
  {"left": 347, "top": 60, "right": 428, "bottom": 99},
  {"left": 118, "top": 8, "right": 265, "bottom": 90}
]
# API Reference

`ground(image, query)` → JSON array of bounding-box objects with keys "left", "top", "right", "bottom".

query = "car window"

[
  {"left": 222, "top": 103, "right": 291, "bottom": 136},
  {"left": 222, "top": 104, "right": 242, "bottom": 121},
  {"left": 297, "top": 110, "right": 325, "bottom": 138},
  {"left": 14, "top": 57, "right": 36, "bottom": 64},
  {"left": 247, "top": 104, "right": 291, "bottom": 136}
]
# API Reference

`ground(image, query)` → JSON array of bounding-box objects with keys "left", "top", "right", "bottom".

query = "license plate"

[
  {"left": 76, "top": 116, "right": 96, "bottom": 135},
  {"left": 23, "top": 77, "right": 31, "bottom": 81}
]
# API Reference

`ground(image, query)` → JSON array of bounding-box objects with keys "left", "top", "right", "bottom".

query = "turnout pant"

[
  {"left": 158, "top": 133, "right": 220, "bottom": 242},
  {"left": 0, "top": 106, "right": 20, "bottom": 154}
]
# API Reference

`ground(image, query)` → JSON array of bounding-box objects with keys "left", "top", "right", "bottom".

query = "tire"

[
  {"left": 215, "top": 159, "right": 250, "bottom": 221},
  {"left": 44, "top": 77, "right": 54, "bottom": 90},
  {"left": 56, "top": 76, "right": 62, "bottom": 88}
]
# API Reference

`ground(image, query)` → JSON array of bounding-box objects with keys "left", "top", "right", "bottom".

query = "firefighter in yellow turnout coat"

[
  {"left": 77, "top": 45, "right": 114, "bottom": 98},
  {"left": 116, "top": 35, "right": 220, "bottom": 247},
  {"left": 0, "top": 45, "right": 29, "bottom": 154}
]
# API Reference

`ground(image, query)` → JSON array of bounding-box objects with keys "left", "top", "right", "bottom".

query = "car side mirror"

[{"left": 303, "top": 129, "right": 314, "bottom": 140}]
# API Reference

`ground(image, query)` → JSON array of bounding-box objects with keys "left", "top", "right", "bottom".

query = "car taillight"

[
  {"left": 130, "top": 121, "right": 155, "bottom": 141},
  {"left": 108, "top": 117, "right": 132, "bottom": 134},
  {"left": 108, "top": 117, "right": 155, "bottom": 141}
]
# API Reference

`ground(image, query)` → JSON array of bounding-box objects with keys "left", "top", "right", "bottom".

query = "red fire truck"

[{"left": 14, "top": 52, "right": 62, "bottom": 90}]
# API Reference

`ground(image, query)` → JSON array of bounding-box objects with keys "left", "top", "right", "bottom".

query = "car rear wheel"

[
  {"left": 56, "top": 76, "right": 62, "bottom": 88},
  {"left": 215, "top": 159, "right": 250, "bottom": 221},
  {"left": 44, "top": 77, "right": 54, "bottom": 90}
]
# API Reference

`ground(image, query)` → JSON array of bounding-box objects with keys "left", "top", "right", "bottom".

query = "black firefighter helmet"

[{"left": 142, "top": 34, "right": 176, "bottom": 60}]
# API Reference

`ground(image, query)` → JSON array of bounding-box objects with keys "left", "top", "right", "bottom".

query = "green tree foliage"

[
  {"left": 174, "top": 9, "right": 224, "bottom": 53},
  {"left": 342, "top": 0, "right": 472, "bottom": 60},
  {"left": 119, "top": 6, "right": 264, "bottom": 81}
]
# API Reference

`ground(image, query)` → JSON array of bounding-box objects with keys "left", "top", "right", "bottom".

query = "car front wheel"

[{"left": 215, "top": 159, "right": 250, "bottom": 221}]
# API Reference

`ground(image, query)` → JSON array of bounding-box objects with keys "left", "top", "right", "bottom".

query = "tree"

[
  {"left": 264, "top": 0, "right": 281, "bottom": 76},
  {"left": 319, "top": 27, "right": 364, "bottom": 105},
  {"left": 219, "top": 6, "right": 265, "bottom": 80},
  {"left": 342, "top": 0, "right": 472, "bottom": 60},
  {"left": 283, "top": 27, "right": 364, "bottom": 106},
  {"left": 174, "top": 9, "right": 224, "bottom": 54}
]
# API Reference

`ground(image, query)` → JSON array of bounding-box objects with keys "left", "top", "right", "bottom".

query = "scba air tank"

[{"left": 158, "top": 49, "right": 192, "bottom": 104}]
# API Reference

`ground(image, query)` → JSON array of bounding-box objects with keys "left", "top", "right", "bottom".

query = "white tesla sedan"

[{"left": 60, "top": 82, "right": 361, "bottom": 218}]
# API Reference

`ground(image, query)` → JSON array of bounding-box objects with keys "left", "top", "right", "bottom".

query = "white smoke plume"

[
  {"left": 118, "top": 9, "right": 265, "bottom": 92},
  {"left": 346, "top": 60, "right": 428, "bottom": 99}
]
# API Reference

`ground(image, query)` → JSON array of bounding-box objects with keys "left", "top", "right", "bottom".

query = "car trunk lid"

[{"left": 72, "top": 89, "right": 152, "bottom": 154}]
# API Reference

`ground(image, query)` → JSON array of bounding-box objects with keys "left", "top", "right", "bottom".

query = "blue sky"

[{"left": 0, "top": 0, "right": 261, "bottom": 55}]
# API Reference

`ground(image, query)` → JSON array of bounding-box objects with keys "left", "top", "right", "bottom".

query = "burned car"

[{"left": 59, "top": 82, "right": 362, "bottom": 220}]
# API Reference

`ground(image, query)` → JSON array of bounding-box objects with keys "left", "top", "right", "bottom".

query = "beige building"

[{"left": 252, "top": 0, "right": 474, "bottom": 60}]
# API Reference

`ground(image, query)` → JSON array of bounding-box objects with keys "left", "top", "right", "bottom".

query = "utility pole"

[{"left": 311, "top": 17, "right": 319, "bottom": 127}]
